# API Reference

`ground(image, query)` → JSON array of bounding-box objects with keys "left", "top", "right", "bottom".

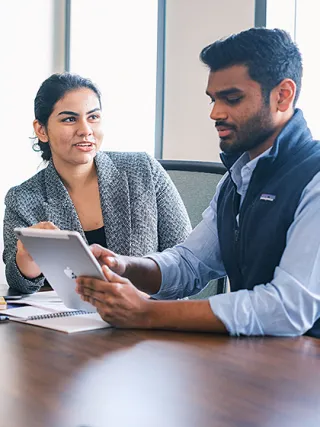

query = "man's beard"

[{"left": 219, "top": 106, "right": 275, "bottom": 154}]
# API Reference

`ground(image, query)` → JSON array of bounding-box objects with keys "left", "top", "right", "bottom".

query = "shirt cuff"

[
  {"left": 209, "top": 290, "right": 264, "bottom": 336},
  {"left": 146, "top": 251, "right": 184, "bottom": 300}
]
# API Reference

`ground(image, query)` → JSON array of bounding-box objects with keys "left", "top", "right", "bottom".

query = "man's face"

[{"left": 206, "top": 65, "right": 276, "bottom": 154}]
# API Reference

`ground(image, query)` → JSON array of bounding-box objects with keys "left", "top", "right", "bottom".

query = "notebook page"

[
  {"left": 10, "top": 300, "right": 75, "bottom": 312},
  {"left": 7, "top": 291, "right": 78, "bottom": 313},
  {"left": 25, "top": 313, "right": 111, "bottom": 333},
  {"left": 21, "top": 290, "right": 60, "bottom": 303},
  {"left": 2, "top": 305, "right": 51, "bottom": 319}
]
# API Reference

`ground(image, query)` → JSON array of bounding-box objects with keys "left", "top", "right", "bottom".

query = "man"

[{"left": 76, "top": 28, "right": 320, "bottom": 337}]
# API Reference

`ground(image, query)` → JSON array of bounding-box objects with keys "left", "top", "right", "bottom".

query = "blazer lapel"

[
  {"left": 95, "top": 152, "right": 131, "bottom": 254},
  {"left": 43, "top": 161, "right": 86, "bottom": 241}
]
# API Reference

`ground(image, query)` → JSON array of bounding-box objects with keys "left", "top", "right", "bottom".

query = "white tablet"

[{"left": 14, "top": 228, "right": 106, "bottom": 312}]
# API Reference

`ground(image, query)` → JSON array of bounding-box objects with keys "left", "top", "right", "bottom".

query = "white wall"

[
  {"left": 162, "top": 0, "right": 256, "bottom": 161},
  {"left": 0, "top": 0, "right": 65, "bottom": 284}
]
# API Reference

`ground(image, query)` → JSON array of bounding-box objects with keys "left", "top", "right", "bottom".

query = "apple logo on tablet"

[{"left": 64, "top": 267, "right": 77, "bottom": 280}]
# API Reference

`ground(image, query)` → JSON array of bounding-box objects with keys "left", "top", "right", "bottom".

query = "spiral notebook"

[{"left": 2, "top": 305, "right": 111, "bottom": 333}]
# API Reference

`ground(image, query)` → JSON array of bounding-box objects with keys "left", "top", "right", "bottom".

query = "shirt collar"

[
  {"left": 229, "top": 147, "right": 272, "bottom": 193},
  {"left": 230, "top": 147, "right": 272, "bottom": 179}
]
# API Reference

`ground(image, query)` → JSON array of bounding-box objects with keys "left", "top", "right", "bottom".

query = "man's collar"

[{"left": 229, "top": 148, "right": 272, "bottom": 181}]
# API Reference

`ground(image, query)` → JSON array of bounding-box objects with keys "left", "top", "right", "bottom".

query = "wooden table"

[{"left": 0, "top": 323, "right": 320, "bottom": 427}]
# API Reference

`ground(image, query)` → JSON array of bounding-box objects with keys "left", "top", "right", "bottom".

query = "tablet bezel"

[{"left": 13, "top": 228, "right": 106, "bottom": 312}]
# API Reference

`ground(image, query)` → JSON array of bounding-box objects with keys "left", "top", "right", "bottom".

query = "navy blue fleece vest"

[{"left": 217, "top": 109, "right": 320, "bottom": 337}]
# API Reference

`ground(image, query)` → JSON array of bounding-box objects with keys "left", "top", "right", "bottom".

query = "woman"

[{"left": 3, "top": 73, "right": 191, "bottom": 293}]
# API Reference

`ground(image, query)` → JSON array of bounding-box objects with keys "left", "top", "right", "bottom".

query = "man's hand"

[
  {"left": 76, "top": 266, "right": 152, "bottom": 328},
  {"left": 76, "top": 266, "right": 227, "bottom": 333},
  {"left": 89, "top": 244, "right": 162, "bottom": 295},
  {"left": 89, "top": 244, "right": 127, "bottom": 276}
]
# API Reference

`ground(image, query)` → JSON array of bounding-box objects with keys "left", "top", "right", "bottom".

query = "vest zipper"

[
  {"left": 232, "top": 190, "right": 241, "bottom": 243},
  {"left": 232, "top": 182, "right": 242, "bottom": 281},
  {"left": 225, "top": 167, "right": 243, "bottom": 284}
]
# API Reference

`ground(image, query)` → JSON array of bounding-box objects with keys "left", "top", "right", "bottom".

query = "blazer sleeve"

[
  {"left": 3, "top": 188, "right": 45, "bottom": 293},
  {"left": 146, "top": 154, "right": 192, "bottom": 251}
]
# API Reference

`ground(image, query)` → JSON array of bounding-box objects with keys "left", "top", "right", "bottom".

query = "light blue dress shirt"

[{"left": 150, "top": 149, "right": 320, "bottom": 336}]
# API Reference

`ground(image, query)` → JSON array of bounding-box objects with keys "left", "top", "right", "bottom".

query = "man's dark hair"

[
  {"left": 33, "top": 72, "right": 101, "bottom": 161},
  {"left": 200, "top": 27, "right": 302, "bottom": 106}
]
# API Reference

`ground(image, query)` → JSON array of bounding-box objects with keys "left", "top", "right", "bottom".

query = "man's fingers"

[
  {"left": 82, "top": 297, "right": 122, "bottom": 326},
  {"left": 76, "top": 275, "right": 127, "bottom": 295},
  {"left": 90, "top": 244, "right": 116, "bottom": 259},
  {"left": 89, "top": 245, "right": 125, "bottom": 275},
  {"left": 79, "top": 288, "right": 106, "bottom": 303},
  {"left": 102, "top": 265, "right": 127, "bottom": 283},
  {"left": 101, "top": 255, "right": 117, "bottom": 268},
  {"left": 81, "top": 295, "right": 108, "bottom": 313}
]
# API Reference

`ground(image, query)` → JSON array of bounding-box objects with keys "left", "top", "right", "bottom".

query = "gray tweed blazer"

[{"left": 3, "top": 151, "right": 191, "bottom": 293}]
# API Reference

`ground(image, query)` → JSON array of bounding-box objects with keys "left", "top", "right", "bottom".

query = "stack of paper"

[{"left": 3, "top": 291, "right": 111, "bottom": 333}]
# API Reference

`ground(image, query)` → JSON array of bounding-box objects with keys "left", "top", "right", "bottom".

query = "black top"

[{"left": 84, "top": 226, "right": 107, "bottom": 248}]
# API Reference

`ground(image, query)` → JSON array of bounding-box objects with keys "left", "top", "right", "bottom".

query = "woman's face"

[{"left": 35, "top": 88, "right": 103, "bottom": 166}]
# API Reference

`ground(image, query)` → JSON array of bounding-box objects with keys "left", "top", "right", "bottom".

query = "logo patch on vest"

[{"left": 260, "top": 193, "right": 276, "bottom": 202}]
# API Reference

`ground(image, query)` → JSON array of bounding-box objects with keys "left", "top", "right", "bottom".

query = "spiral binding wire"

[{"left": 28, "top": 310, "right": 90, "bottom": 321}]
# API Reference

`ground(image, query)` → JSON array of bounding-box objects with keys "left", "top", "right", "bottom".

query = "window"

[
  {"left": 266, "top": 0, "right": 320, "bottom": 139},
  {"left": 0, "top": 0, "right": 55, "bottom": 283},
  {"left": 70, "top": 0, "right": 159, "bottom": 155}
]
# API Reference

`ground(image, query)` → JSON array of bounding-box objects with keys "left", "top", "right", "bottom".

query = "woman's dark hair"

[
  {"left": 200, "top": 27, "right": 302, "bottom": 106},
  {"left": 33, "top": 72, "right": 102, "bottom": 161}
]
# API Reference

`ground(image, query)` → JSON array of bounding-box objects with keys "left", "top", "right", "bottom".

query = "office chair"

[{"left": 158, "top": 159, "right": 227, "bottom": 296}]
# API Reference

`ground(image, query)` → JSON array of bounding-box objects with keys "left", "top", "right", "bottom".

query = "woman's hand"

[{"left": 16, "top": 221, "right": 59, "bottom": 279}]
